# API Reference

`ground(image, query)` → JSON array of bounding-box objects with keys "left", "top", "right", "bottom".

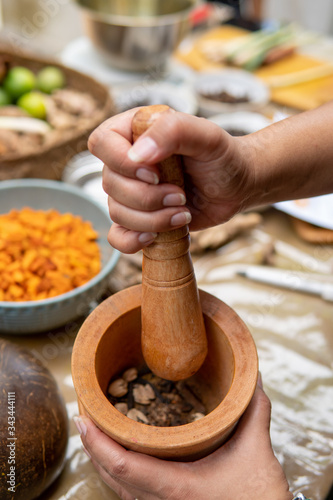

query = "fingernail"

[
  {"left": 171, "top": 211, "right": 192, "bottom": 226},
  {"left": 128, "top": 137, "right": 158, "bottom": 163},
  {"left": 138, "top": 232, "right": 157, "bottom": 245},
  {"left": 136, "top": 168, "right": 159, "bottom": 185},
  {"left": 163, "top": 193, "right": 186, "bottom": 207},
  {"left": 73, "top": 415, "right": 87, "bottom": 437}
]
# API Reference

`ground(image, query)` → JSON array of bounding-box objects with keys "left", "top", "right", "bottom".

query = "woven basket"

[{"left": 0, "top": 46, "right": 114, "bottom": 180}]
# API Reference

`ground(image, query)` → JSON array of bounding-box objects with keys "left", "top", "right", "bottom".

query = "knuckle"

[
  {"left": 102, "top": 174, "right": 112, "bottom": 196},
  {"left": 258, "top": 389, "right": 272, "bottom": 414},
  {"left": 109, "top": 454, "right": 128, "bottom": 478},
  {"left": 108, "top": 203, "right": 120, "bottom": 225},
  {"left": 149, "top": 215, "right": 161, "bottom": 233},
  {"left": 117, "top": 155, "right": 129, "bottom": 177},
  {"left": 150, "top": 213, "right": 168, "bottom": 233},
  {"left": 87, "top": 127, "right": 101, "bottom": 154},
  {"left": 140, "top": 188, "right": 158, "bottom": 211},
  {"left": 101, "top": 176, "right": 108, "bottom": 194},
  {"left": 107, "top": 231, "right": 115, "bottom": 249},
  {"left": 88, "top": 117, "right": 114, "bottom": 155},
  {"left": 108, "top": 226, "right": 140, "bottom": 254}
]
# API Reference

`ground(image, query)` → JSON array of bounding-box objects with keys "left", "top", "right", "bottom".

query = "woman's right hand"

[{"left": 88, "top": 107, "right": 254, "bottom": 253}]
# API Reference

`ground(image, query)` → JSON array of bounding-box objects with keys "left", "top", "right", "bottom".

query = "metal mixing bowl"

[{"left": 75, "top": 0, "right": 198, "bottom": 71}]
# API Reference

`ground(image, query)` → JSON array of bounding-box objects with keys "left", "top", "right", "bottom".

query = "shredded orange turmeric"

[{"left": 0, "top": 207, "right": 101, "bottom": 302}]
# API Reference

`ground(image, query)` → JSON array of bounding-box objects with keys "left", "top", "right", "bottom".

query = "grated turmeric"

[{"left": 0, "top": 207, "right": 101, "bottom": 302}]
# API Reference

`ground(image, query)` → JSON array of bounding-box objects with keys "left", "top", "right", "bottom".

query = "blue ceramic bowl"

[{"left": 0, "top": 179, "right": 120, "bottom": 334}]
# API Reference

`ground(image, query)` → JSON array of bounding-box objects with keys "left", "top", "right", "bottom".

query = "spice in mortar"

[{"left": 107, "top": 366, "right": 206, "bottom": 426}]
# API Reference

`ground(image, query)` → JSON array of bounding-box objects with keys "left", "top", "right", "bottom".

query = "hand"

[
  {"left": 74, "top": 379, "right": 292, "bottom": 500},
  {"left": 88, "top": 108, "right": 254, "bottom": 253},
  {"left": 89, "top": 101, "right": 333, "bottom": 254}
]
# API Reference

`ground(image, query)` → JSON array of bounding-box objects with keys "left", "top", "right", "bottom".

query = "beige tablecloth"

[
  {"left": 2, "top": 208, "right": 333, "bottom": 500},
  {"left": 1, "top": 3, "right": 332, "bottom": 499}
]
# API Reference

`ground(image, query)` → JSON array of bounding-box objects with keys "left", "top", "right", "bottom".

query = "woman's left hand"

[{"left": 74, "top": 381, "right": 292, "bottom": 500}]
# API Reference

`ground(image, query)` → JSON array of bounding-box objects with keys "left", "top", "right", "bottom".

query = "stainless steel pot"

[{"left": 75, "top": 0, "right": 198, "bottom": 72}]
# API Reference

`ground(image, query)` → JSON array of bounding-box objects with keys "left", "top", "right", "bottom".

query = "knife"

[{"left": 237, "top": 265, "right": 333, "bottom": 301}]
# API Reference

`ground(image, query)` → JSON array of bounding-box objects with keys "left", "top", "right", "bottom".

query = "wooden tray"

[
  {"left": 291, "top": 217, "right": 333, "bottom": 244},
  {"left": 175, "top": 25, "right": 333, "bottom": 111}
]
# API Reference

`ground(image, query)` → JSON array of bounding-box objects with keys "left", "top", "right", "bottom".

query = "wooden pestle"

[{"left": 132, "top": 105, "right": 208, "bottom": 381}]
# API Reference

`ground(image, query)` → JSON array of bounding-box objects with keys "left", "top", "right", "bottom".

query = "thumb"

[
  {"left": 127, "top": 110, "right": 228, "bottom": 165},
  {"left": 235, "top": 375, "right": 272, "bottom": 443}
]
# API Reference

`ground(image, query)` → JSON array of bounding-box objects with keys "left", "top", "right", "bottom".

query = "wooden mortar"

[
  {"left": 71, "top": 105, "right": 258, "bottom": 460},
  {"left": 72, "top": 285, "right": 257, "bottom": 460}
]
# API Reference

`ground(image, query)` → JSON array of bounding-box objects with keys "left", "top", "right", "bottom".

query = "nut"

[
  {"left": 127, "top": 408, "right": 149, "bottom": 424},
  {"left": 114, "top": 402, "right": 128, "bottom": 415},
  {"left": 108, "top": 378, "right": 128, "bottom": 398},
  {"left": 133, "top": 383, "right": 155, "bottom": 405},
  {"left": 190, "top": 412, "right": 205, "bottom": 422},
  {"left": 122, "top": 367, "right": 138, "bottom": 382}
]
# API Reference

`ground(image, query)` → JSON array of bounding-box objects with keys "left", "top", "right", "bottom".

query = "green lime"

[
  {"left": 3, "top": 66, "right": 36, "bottom": 101},
  {"left": 0, "top": 87, "right": 12, "bottom": 106},
  {"left": 17, "top": 92, "right": 47, "bottom": 120},
  {"left": 37, "top": 66, "right": 65, "bottom": 94}
]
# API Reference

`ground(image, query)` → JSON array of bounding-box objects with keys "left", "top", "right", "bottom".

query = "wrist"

[
  {"left": 233, "top": 134, "right": 267, "bottom": 213},
  {"left": 240, "top": 103, "right": 333, "bottom": 208}
]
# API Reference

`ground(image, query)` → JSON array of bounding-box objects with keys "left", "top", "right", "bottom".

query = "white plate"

[
  {"left": 208, "top": 111, "right": 272, "bottom": 135},
  {"left": 194, "top": 68, "right": 270, "bottom": 117},
  {"left": 275, "top": 195, "right": 333, "bottom": 230},
  {"left": 113, "top": 81, "right": 198, "bottom": 115}
]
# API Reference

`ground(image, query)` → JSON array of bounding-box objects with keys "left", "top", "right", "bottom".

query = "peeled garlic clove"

[
  {"left": 122, "top": 367, "right": 138, "bottom": 382},
  {"left": 108, "top": 378, "right": 128, "bottom": 398},
  {"left": 127, "top": 408, "right": 149, "bottom": 424},
  {"left": 133, "top": 383, "right": 155, "bottom": 405}
]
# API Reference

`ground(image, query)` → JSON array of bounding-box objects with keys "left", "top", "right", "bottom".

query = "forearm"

[
  {"left": 240, "top": 100, "right": 333, "bottom": 209},
  {"left": 94, "top": 103, "right": 333, "bottom": 253}
]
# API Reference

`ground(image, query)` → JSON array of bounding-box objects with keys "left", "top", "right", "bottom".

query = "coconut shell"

[{"left": 0, "top": 338, "right": 69, "bottom": 500}]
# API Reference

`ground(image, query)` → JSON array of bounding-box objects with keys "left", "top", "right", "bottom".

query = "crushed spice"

[{"left": 107, "top": 366, "right": 207, "bottom": 427}]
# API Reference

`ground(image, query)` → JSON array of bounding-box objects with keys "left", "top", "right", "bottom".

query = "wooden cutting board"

[
  {"left": 175, "top": 25, "right": 333, "bottom": 111},
  {"left": 255, "top": 54, "right": 333, "bottom": 110}
]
